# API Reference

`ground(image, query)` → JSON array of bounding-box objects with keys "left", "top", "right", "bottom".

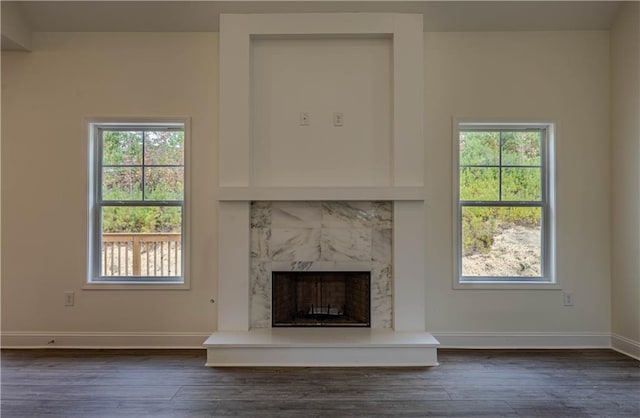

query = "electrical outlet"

[
  {"left": 563, "top": 291, "right": 574, "bottom": 306},
  {"left": 64, "top": 291, "right": 75, "bottom": 307},
  {"left": 299, "top": 112, "right": 310, "bottom": 126},
  {"left": 333, "top": 112, "right": 344, "bottom": 127}
]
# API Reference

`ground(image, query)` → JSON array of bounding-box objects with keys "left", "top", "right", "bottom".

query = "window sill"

[
  {"left": 454, "top": 280, "right": 560, "bottom": 290},
  {"left": 84, "top": 280, "right": 189, "bottom": 290}
]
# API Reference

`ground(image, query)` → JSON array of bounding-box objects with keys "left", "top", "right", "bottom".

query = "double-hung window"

[
  {"left": 88, "top": 121, "right": 188, "bottom": 285},
  {"left": 455, "top": 122, "right": 555, "bottom": 285}
]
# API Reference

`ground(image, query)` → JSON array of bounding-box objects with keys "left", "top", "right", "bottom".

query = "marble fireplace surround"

[
  {"left": 249, "top": 201, "right": 393, "bottom": 329},
  {"left": 216, "top": 199, "right": 426, "bottom": 333}
]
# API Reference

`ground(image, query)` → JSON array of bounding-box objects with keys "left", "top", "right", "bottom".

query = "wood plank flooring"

[{"left": 1, "top": 349, "right": 638, "bottom": 417}]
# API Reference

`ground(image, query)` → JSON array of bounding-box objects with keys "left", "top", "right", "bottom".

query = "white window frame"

[
  {"left": 453, "top": 119, "right": 557, "bottom": 289},
  {"left": 85, "top": 118, "right": 190, "bottom": 289}
]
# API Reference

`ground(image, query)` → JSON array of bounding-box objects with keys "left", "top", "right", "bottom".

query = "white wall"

[
  {"left": 2, "top": 29, "right": 616, "bottom": 347},
  {"left": 611, "top": 2, "right": 640, "bottom": 357},
  {"left": 251, "top": 37, "right": 392, "bottom": 187},
  {"left": 1, "top": 33, "right": 218, "bottom": 346},
  {"left": 424, "top": 31, "right": 612, "bottom": 340}
]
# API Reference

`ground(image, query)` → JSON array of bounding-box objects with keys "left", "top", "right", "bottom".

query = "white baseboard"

[
  {"left": 611, "top": 333, "right": 640, "bottom": 360},
  {"left": 3, "top": 331, "right": 632, "bottom": 358},
  {"left": 432, "top": 332, "right": 611, "bottom": 349},
  {"left": 0, "top": 332, "right": 210, "bottom": 349}
]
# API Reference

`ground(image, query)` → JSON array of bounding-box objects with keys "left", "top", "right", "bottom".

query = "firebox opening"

[{"left": 272, "top": 271, "right": 371, "bottom": 327}]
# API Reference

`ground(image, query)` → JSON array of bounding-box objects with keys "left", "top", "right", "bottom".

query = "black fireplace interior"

[{"left": 272, "top": 271, "right": 371, "bottom": 327}]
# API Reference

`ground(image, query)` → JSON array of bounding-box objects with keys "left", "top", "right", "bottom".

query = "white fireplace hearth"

[
  {"left": 204, "top": 12, "right": 439, "bottom": 366},
  {"left": 204, "top": 328, "right": 439, "bottom": 367}
]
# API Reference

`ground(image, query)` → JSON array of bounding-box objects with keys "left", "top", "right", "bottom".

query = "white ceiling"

[{"left": 5, "top": 1, "right": 623, "bottom": 33}]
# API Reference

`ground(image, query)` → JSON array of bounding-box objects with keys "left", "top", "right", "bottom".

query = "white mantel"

[
  {"left": 205, "top": 12, "right": 438, "bottom": 366},
  {"left": 216, "top": 186, "right": 425, "bottom": 201}
]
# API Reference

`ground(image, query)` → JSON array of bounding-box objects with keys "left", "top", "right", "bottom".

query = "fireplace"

[
  {"left": 207, "top": 13, "right": 438, "bottom": 366},
  {"left": 272, "top": 271, "right": 371, "bottom": 327},
  {"left": 249, "top": 201, "right": 392, "bottom": 329}
]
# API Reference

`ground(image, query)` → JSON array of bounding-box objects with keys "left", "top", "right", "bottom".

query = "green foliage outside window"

[
  {"left": 101, "top": 130, "right": 184, "bottom": 233},
  {"left": 102, "top": 206, "right": 181, "bottom": 234},
  {"left": 460, "top": 130, "right": 542, "bottom": 255}
]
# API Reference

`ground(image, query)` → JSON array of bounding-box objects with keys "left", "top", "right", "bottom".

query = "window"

[
  {"left": 455, "top": 122, "right": 555, "bottom": 285},
  {"left": 88, "top": 121, "right": 188, "bottom": 284}
]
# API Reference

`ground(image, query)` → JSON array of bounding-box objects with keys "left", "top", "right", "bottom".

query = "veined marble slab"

[
  {"left": 250, "top": 260, "right": 272, "bottom": 328},
  {"left": 271, "top": 261, "right": 372, "bottom": 272},
  {"left": 250, "top": 228, "right": 270, "bottom": 260},
  {"left": 272, "top": 201, "right": 322, "bottom": 228},
  {"left": 371, "top": 263, "right": 393, "bottom": 329},
  {"left": 372, "top": 228, "right": 392, "bottom": 263},
  {"left": 372, "top": 201, "right": 392, "bottom": 227},
  {"left": 270, "top": 228, "right": 321, "bottom": 261},
  {"left": 320, "top": 228, "right": 372, "bottom": 261},
  {"left": 250, "top": 201, "right": 271, "bottom": 228},
  {"left": 322, "top": 201, "right": 373, "bottom": 228}
]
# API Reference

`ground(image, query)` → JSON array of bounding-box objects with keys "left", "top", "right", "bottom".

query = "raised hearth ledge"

[
  {"left": 216, "top": 186, "right": 425, "bottom": 201},
  {"left": 204, "top": 328, "right": 439, "bottom": 367}
]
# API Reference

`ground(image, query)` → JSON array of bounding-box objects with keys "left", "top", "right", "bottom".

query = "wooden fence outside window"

[{"left": 102, "top": 233, "right": 181, "bottom": 277}]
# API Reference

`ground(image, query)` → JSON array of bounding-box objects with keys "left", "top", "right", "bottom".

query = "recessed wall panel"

[{"left": 250, "top": 37, "right": 392, "bottom": 187}]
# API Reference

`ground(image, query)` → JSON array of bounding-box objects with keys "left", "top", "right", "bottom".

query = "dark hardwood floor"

[{"left": 1, "top": 348, "right": 638, "bottom": 417}]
